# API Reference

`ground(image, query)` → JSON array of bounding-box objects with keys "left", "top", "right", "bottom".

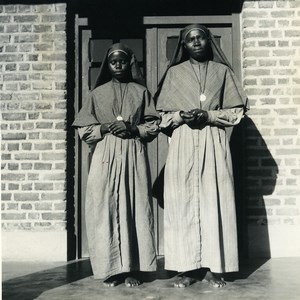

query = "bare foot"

[
  {"left": 173, "top": 276, "right": 196, "bottom": 288},
  {"left": 125, "top": 276, "right": 141, "bottom": 287},
  {"left": 203, "top": 270, "right": 226, "bottom": 288},
  {"left": 103, "top": 275, "right": 122, "bottom": 287}
]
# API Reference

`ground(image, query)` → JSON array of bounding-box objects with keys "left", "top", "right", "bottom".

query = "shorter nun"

[
  {"left": 73, "top": 43, "right": 159, "bottom": 287},
  {"left": 155, "top": 24, "right": 248, "bottom": 288}
]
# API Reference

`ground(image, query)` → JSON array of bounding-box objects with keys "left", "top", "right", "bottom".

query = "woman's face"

[
  {"left": 108, "top": 51, "right": 130, "bottom": 80},
  {"left": 184, "top": 29, "right": 210, "bottom": 61}
]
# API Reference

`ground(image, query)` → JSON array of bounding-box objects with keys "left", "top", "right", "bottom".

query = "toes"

[
  {"left": 125, "top": 277, "right": 140, "bottom": 287},
  {"left": 173, "top": 276, "right": 195, "bottom": 288},
  {"left": 103, "top": 280, "right": 119, "bottom": 287},
  {"left": 212, "top": 280, "right": 226, "bottom": 288}
]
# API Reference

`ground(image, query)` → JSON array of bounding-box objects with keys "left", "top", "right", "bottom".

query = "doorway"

[{"left": 74, "top": 15, "right": 246, "bottom": 258}]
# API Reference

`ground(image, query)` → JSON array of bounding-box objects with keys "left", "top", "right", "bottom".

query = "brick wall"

[
  {"left": 1, "top": 3, "right": 68, "bottom": 260},
  {"left": 241, "top": 0, "right": 300, "bottom": 257}
]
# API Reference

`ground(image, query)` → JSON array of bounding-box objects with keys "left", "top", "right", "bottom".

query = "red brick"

[
  {"left": 32, "top": 5, "right": 53, "bottom": 13},
  {"left": 271, "top": 11, "right": 295, "bottom": 18},
  {"left": 21, "top": 183, "right": 33, "bottom": 191},
  {"left": 1, "top": 193, "right": 12, "bottom": 201},
  {"left": 14, "top": 193, "right": 39, "bottom": 201},
  {"left": 274, "top": 128, "right": 298, "bottom": 135},
  {"left": 276, "top": 149, "right": 300, "bottom": 155},
  {"left": 15, "top": 153, "right": 39, "bottom": 160},
  {"left": 36, "top": 122, "right": 53, "bottom": 129},
  {"left": 33, "top": 222, "right": 52, "bottom": 227},
  {"left": 41, "top": 192, "right": 65, "bottom": 201},
  {"left": 2, "top": 173, "right": 25, "bottom": 181},
  {"left": 33, "top": 25, "right": 52, "bottom": 33},
  {"left": 276, "top": 208, "right": 300, "bottom": 216},
  {"left": 35, "top": 203, "right": 52, "bottom": 210},
  {"left": 7, "top": 143, "right": 19, "bottom": 151},
  {"left": 21, "top": 204, "right": 32, "bottom": 210},
  {"left": 14, "top": 34, "right": 39, "bottom": 43},
  {"left": 41, "top": 212, "right": 66, "bottom": 220},
  {"left": 285, "top": 198, "right": 297, "bottom": 205},
  {"left": 42, "top": 14, "right": 65, "bottom": 23},
  {"left": 34, "top": 183, "right": 53, "bottom": 190},
  {"left": 42, "top": 173, "right": 65, "bottom": 181},
  {"left": 244, "top": 30, "right": 269, "bottom": 39},
  {"left": 7, "top": 203, "right": 19, "bottom": 210},
  {"left": 21, "top": 143, "right": 32, "bottom": 151},
  {"left": 20, "top": 25, "right": 32, "bottom": 33},
  {"left": 2, "top": 213, "right": 26, "bottom": 220},
  {"left": 275, "top": 108, "right": 298, "bottom": 115},
  {"left": 23, "top": 123, "right": 34, "bottom": 130},
  {"left": 34, "top": 163, "right": 52, "bottom": 170},
  {"left": 28, "top": 213, "right": 40, "bottom": 219},
  {"left": 21, "top": 163, "right": 32, "bottom": 170},
  {"left": 291, "top": 169, "right": 300, "bottom": 176},
  {"left": 2, "top": 113, "right": 26, "bottom": 121},
  {"left": 17, "top": 5, "right": 32, "bottom": 12},
  {"left": 34, "top": 143, "right": 52, "bottom": 150}
]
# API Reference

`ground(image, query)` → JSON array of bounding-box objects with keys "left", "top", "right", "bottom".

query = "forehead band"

[
  {"left": 108, "top": 49, "right": 129, "bottom": 57},
  {"left": 184, "top": 28, "right": 208, "bottom": 41}
]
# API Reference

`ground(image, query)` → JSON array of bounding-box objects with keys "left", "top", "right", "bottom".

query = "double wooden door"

[{"left": 74, "top": 15, "right": 244, "bottom": 258}]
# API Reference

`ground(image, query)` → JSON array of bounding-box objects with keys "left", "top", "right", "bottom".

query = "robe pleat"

[
  {"left": 73, "top": 81, "right": 158, "bottom": 279},
  {"left": 156, "top": 60, "right": 245, "bottom": 273}
]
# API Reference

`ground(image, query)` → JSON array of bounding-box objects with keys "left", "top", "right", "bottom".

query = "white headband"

[
  {"left": 108, "top": 49, "right": 129, "bottom": 57},
  {"left": 183, "top": 28, "right": 208, "bottom": 41}
]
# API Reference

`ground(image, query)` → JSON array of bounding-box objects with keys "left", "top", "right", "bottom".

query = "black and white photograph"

[{"left": 1, "top": 0, "right": 300, "bottom": 299}]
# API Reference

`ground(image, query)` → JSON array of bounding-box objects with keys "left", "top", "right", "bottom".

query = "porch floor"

[{"left": 2, "top": 257, "right": 300, "bottom": 300}]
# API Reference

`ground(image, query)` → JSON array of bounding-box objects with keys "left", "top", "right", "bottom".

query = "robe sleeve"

[
  {"left": 155, "top": 68, "right": 178, "bottom": 112},
  {"left": 136, "top": 89, "right": 160, "bottom": 142},
  {"left": 72, "top": 92, "right": 100, "bottom": 127},
  {"left": 156, "top": 111, "right": 184, "bottom": 137},
  {"left": 222, "top": 68, "right": 248, "bottom": 110},
  {"left": 77, "top": 124, "right": 103, "bottom": 144},
  {"left": 207, "top": 107, "right": 244, "bottom": 127},
  {"left": 159, "top": 111, "right": 184, "bottom": 129}
]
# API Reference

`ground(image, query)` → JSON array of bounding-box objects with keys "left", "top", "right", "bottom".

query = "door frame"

[
  {"left": 74, "top": 15, "right": 91, "bottom": 258},
  {"left": 73, "top": 14, "right": 246, "bottom": 259},
  {"left": 144, "top": 15, "right": 242, "bottom": 93},
  {"left": 144, "top": 15, "right": 247, "bottom": 257}
]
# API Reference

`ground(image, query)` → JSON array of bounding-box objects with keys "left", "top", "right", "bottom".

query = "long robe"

[
  {"left": 156, "top": 60, "right": 247, "bottom": 273},
  {"left": 73, "top": 80, "right": 159, "bottom": 279}
]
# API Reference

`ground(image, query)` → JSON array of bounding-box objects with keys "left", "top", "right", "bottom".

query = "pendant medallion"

[{"left": 199, "top": 94, "right": 207, "bottom": 102}]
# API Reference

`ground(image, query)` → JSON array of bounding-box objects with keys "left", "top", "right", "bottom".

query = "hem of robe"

[
  {"left": 92, "top": 265, "right": 158, "bottom": 280},
  {"left": 164, "top": 263, "right": 239, "bottom": 274}
]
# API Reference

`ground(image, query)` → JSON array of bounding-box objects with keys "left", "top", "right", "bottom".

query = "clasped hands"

[
  {"left": 180, "top": 108, "right": 208, "bottom": 127},
  {"left": 102, "top": 120, "right": 138, "bottom": 139}
]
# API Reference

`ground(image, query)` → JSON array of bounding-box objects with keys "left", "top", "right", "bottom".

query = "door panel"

[
  {"left": 146, "top": 20, "right": 238, "bottom": 255},
  {"left": 157, "top": 27, "right": 232, "bottom": 82},
  {"left": 76, "top": 28, "right": 145, "bottom": 257},
  {"left": 75, "top": 16, "right": 245, "bottom": 259}
]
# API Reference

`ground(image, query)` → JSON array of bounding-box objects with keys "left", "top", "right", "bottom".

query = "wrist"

[
  {"left": 175, "top": 111, "right": 185, "bottom": 125},
  {"left": 131, "top": 124, "right": 139, "bottom": 137},
  {"left": 100, "top": 123, "right": 110, "bottom": 135}
]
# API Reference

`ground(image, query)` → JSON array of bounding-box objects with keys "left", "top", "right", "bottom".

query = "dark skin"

[
  {"left": 173, "top": 30, "right": 226, "bottom": 288},
  {"left": 179, "top": 29, "right": 210, "bottom": 128},
  {"left": 102, "top": 51, "right": 140, "bottom": 287},
  {"left": 100, "top": 51, "right": 139, "bottom": 140}
]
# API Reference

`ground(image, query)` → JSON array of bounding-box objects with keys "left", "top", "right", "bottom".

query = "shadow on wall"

[
  {"left": 243, "top": 116, "right": 278, "bottom": 259},
  {"left": 153, "top": 115, "right": 278, "bottom": 280},
  {"left": 226, "top": 115, "right": 278, "bottom": 279}
]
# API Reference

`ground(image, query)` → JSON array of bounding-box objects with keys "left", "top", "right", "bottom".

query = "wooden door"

[
  {"left": 74, "top": 16, "right": 146, "bottom": 257},
  {"left": 74, "top": 15, "right": 246, "bottom": 259},
  {"left": 145, "top": 15, "right": 245, "bottom": 256}
]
